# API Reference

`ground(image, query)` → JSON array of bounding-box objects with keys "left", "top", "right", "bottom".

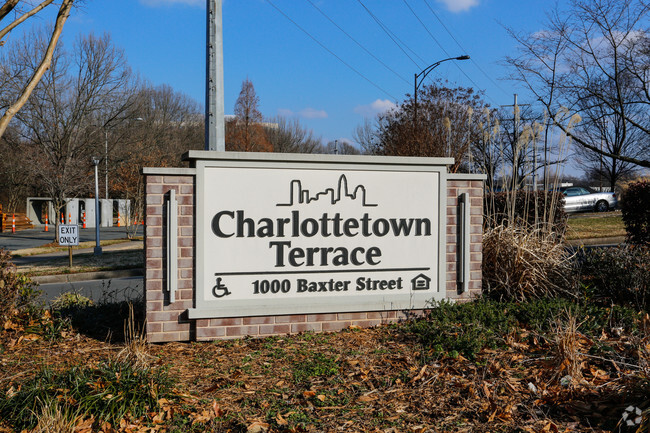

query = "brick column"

[
  {"left": 144, "top": 171, "right": 196, "bottom": 343},
  {"left": 445, "top": 177, "right": 484, "bottom": 300}
]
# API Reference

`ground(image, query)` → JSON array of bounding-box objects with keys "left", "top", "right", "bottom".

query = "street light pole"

[
  {"left": 104, "top": 128, "right": 108, "bottom": 200},
  {"left": 413, "top": 55, "right": 470, "bottom": 131},
  {"left": 92, "top": 157, "right": 102, "bottom": 256}
]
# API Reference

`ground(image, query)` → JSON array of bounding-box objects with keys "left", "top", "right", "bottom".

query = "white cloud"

[
  {"left": 436, "top": 0, "right": 479, "bottom": 13},
  {"left": 139, "top": 0, "right": 204, "bottom": 7},
  {"left": 277, "top": 108, "right": 328, "bottom": 119},
  {"left": 354, "top": 99, "right": 397, "bottom": 117}
]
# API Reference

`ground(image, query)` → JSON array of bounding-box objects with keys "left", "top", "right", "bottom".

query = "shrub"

[
  {"left": 51, "top": 292, "right": 93, "bottom": 310},
  {"left": 484, "top": 191, "right": 568, "bottom": 237},
  {"left": 0, "top": 361, "right": 174, "bottom": 431},
  {"left": 0, "top": 248, "right": 41, "bottom": 326},
  {"left": 579, "top": 245, "right": 650, "bottom": 312},
  {"left": 620, "top": 178, "right": 650, "bottom": 245},
  {"left": 400, "top": 298, "right": 640, "bottom": 360},
  {"left": 482, "top": 224, "right": 577, "bottom": 301},
  {"left": 400, "top": 299, "right": 517, "bottom": 359}
]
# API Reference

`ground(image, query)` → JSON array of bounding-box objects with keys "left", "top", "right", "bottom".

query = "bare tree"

[
  {"left": 226, "top": 79, "right": 271, "bottom": 152},
  {"left": 267, "top": 116, "right": 322, "bottom": 154},
  {"left": 0, "top": 125, "right": 34, "bottom": 212},
  {"left": 324, "top": 140, "right": 360, "bottom": 155},
  {"left": 352, "top": 118, "right": 379, "bottom": 154},
  {"left": 1, "top": 30, "right": 135, "bottom": 229},
  {"left": 572, "top": 78, "right": 644, "bottom": 188},
  {"left": 0, "top": 0, "right": 75, "bottom": 139},
  {"left": 111, "top": 83, "right": 204, "bottom": 237},
  {"left": 505, "top": 0, "right": 650, "bottom": 170}
]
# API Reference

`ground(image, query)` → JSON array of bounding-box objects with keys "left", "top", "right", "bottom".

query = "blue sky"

[{"left": 54, "top": 0, "right": 555, "bottom": 146}]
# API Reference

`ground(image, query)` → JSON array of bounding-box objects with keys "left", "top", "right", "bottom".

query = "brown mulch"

[{"left": 0, "top": 318, "right": 648, "bottom": 433}]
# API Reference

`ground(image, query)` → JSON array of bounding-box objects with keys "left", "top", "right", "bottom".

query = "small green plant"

[
  {"left": 292, "top": 352, "right": 340, "bottom": 384},
  {"left": 0, "top": 361, "right": 174, "bottom": 431}
]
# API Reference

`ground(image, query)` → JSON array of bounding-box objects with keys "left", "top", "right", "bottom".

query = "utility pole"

[
  {"left": 501, "top": 94, "right": 531, "bottom": 190},
  {"left": 206, "top": 0, "right": 225, "bottom": 151}
]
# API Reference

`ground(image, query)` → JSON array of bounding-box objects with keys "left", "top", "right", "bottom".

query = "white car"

[{"left": 560, "top": 186, "right": 618, "bottom": 213}]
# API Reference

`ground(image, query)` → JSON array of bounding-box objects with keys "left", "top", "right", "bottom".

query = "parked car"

[{"left": 559, "top": 186, "right": 618, "bottom": 213}]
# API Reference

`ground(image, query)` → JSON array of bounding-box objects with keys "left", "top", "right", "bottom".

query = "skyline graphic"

[{"left": 277, "top": 174, "right": 378, "bottom": 207}]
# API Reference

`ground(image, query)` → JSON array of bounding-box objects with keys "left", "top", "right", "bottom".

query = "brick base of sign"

[{"left": 143, "top": 169, "right": 484, "bottom": 343}]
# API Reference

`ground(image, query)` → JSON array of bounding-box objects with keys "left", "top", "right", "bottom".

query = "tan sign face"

[{"left": 191, "top": 160, "right": 446, "bottom": 319}]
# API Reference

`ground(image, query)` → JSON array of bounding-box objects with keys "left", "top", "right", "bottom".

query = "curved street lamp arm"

[{"left": 415, "top": 55, "right": 470, "bottom": 91}]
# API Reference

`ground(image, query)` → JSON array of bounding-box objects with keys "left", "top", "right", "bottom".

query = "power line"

[
  {"left": 402, "top": 0, "right": 495, "bottom": 104},
  {"left": 422, "top": 0, "right": 510, "bottom": 97},
  {"left": 402, "top": 0, "right": 450, "bottom": 58},
  {"left": 306, "top": 0, "right": 411, "bottom": 86},
  {"left": 265, "top": 0, "right": 397, "bottom": 101},
  {"left": 356, "top": 0, "right": 425, "bottom": 69}
]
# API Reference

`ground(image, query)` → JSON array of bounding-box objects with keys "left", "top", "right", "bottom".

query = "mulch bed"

[{"left": 1, "top": 320, "right": 647, "bottom": 432}]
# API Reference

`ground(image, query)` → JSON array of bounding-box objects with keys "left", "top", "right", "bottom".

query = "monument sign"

[{"left": 189, "top": 159, "right": 447, "bottom": 319}]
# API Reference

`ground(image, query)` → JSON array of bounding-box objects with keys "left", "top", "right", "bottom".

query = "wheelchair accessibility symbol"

[{"left": 212, "top": 276, "right": 231, "bottom": 298}]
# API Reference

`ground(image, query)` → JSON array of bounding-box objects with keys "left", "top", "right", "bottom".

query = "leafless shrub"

[{"left": 482, "top": 224, "right": 577, "bottom": 301}]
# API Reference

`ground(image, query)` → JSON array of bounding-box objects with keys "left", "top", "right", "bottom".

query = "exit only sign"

[{"left": 58, "top": 224, "right": 79, "bottom": 246}]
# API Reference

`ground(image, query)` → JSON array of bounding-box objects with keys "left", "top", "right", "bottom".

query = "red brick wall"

[
  {"left": 144, "top": 171, "right": 483, "bottom": 342},
  {"left": 145, "top": 174, "right": 195, "bottom": 342}
]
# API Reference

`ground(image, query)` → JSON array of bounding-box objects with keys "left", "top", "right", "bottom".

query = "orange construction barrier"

[
  {"left": 68, "top": 213, "right": 71, "bottom": 223},
  {"left": 82, "top": 211, "right": 86, "bottom": 229},
  {"left": 117, "top": 211, "right": 121, "bottom": 227},
  {"left": 60, "top": 213, "right": 64, "bottom": 224},
  {"left": 44, "top": 212, "right": 49, "bottom": 232},
  {"left": 12, "top": 213, "right": 15, "bottom": 233}
]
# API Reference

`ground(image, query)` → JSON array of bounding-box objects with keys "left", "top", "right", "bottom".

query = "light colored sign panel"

[
  {"left": 190, "top": 160, "right": 446, "bottom": 319},
  {"left": 58, "top": 224, "right": 79, "bottom": 246}
]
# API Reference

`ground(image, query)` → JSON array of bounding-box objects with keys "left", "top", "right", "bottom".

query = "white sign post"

[
  {"left": 188, "top": 156, "right": 449, "bottom": 319},
  {"left": 58, "top": 224, "right": 79, "bottom": 267}
]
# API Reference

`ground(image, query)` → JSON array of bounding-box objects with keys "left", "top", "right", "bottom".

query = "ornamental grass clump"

[{"left": 482, "top": 224, "right": 577, "bottom": 301}]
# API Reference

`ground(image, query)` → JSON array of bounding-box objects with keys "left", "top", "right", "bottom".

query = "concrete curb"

[
  {"left": 32, "top": 268, "right": 144, "bottom": 284},
  {"left": 565, "top": 236, "right": 626, "bottom": 247}
]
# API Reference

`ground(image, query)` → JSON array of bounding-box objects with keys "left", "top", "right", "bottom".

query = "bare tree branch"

[
  {"left": 0, "top": 0, "right": 73, "bottom": 139},
  {"left": 0, "top": 0, "right": 55, "bottom": 42},
  {"left": 0, "top": 0, "right": 20, "bottom": 23}
]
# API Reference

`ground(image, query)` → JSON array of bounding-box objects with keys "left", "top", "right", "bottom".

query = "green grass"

[
  {"left": 0, "top": 361, "right": 174, "bottom": 431},
  {"left": 565, "top": 213, "right": 625, "bottom": 240}
]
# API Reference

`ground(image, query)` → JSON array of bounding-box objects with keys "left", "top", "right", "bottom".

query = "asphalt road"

[
  {"left": 0, "top": 226, "right": 142, "bottom": 252},
  {"left": 37, "top": 276, "right": 143, "bottom": 305}
]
